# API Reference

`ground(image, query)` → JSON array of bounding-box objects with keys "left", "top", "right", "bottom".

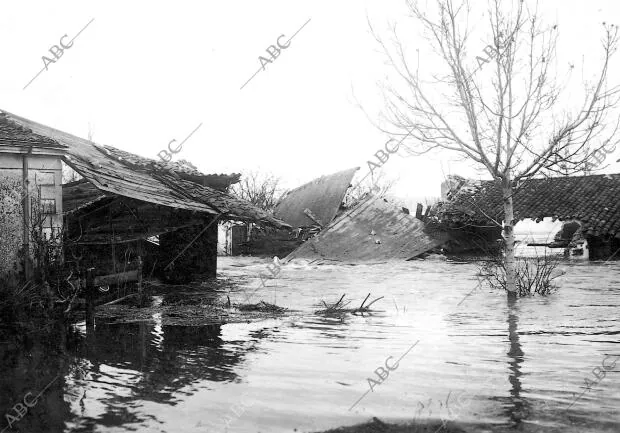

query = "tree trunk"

[{"left": 502, "top": 176, "right": 518, "bottom": 298}]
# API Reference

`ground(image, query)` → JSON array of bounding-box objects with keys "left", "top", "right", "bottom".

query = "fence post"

[
  {"left": 136, "top": 238, "right": 144, "bottom": 306},
  {"left": 137, "top": 256, "right": 144, "bottom": 306},
  {"left": 415, "top": 203, "right": 423, "bottom": 220},
  {"left": 22, "top": 154, "right": 33, "bottom": 279}
]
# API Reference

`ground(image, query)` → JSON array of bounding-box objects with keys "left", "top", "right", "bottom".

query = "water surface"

[{"left": 1, "top": 257, "right": 618, "bottom": 432}]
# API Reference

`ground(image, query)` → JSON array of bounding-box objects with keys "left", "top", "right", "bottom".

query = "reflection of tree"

[
  {"left": 442, "top": 296, "right": 550, "bottom": 427},
  {"left": 505, "top": 296, "right": 527, "bottom": 425},
  {"left": 305, "top": 315, "right": 352, "bottom": 339}
]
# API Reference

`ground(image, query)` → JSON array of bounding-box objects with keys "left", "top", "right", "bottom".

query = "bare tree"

[
  {"left": 230, "top": 170, "right": 287, "bottom": 212},
  {"left": 343, "top": 168, "right": 400, "bottom": 208},
  {"left": 369, "top": 0, "right": 620, "bottom": 296}
]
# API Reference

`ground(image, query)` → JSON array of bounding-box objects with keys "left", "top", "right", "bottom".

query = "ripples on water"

[{"left": 0, "top": 257, "right": 618, "bottom": 432}]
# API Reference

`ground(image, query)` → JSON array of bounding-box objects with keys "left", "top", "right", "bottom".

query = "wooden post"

[
  {"left": 137, "top": 256, "right": 144, "bottom": 306},
  {"left": 415, "top": 203, "right": 423, "bottom": 220},
  {"left": 137, "top": 239, "right": 144, "bottom": 306},
  {"left": 423, "top": 206, "right": 431, "bottom": 221},
  {"left": 22, "top": 154, "right": 32, "bottom": 279},
  {"left": 85, "top": 268, "right": 95, "bottom": 329}
]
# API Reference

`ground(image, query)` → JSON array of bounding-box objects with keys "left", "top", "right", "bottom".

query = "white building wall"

[
  {"left": 513, "top": 217, "right": 588, "bottom": 260},
  {"left": 0, "top": 153, "right": 63, "bottom": 273},
  {"left": 217, "top": 222, "right": 233, "bottom": 256}
]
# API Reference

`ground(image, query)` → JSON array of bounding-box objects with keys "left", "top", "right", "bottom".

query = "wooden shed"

[{"left": 0, "top": 109, "right": 289, "bottom": 285}]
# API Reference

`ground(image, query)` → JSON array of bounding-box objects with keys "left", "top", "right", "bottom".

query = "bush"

[
  {"left": 0, "top": 176, "right": 25, "bottom": 275},
  {"left": 0, "top": 176, "right": 79, "bottom": 320},
  {"left": 480, "top": 253, "right": 563, "bottom": 296}
]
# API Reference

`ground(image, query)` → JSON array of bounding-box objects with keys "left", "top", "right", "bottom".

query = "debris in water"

[
  {"left": 316, "top": 293, "right": 384, "bottom": 315},
  {"left": 236, "top": 301, "right": 286, "bottom": 313}
]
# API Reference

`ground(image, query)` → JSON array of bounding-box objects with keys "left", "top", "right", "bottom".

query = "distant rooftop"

[{"left": 438, "top": 174, "right": 620, "bottom": 238}]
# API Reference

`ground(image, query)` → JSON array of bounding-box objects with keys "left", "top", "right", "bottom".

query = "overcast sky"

[{"left": 1, "top": 0, "right": 619, "bottom": 202}]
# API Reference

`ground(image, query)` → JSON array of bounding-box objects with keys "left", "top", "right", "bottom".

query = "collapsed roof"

[
  {"left": 437, "top": 174, "right": 620, "bottom": 238},
  {"left": 0, "top": 109, "right": 289, "bottom": 230},
  {"left": 274, "top": 167, "right": 359, "bottom": 228},
  {"left": 97, "top": 145, "right": 242, "bottom": 190},
  {"left": 285, "top": 196, "right": 448, "bottom": 262}
]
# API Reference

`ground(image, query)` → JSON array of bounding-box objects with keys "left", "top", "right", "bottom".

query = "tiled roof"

[
  {"left": 438, "top": 174, "right": 620, "bottom": 238},
  {"left": 0, "top": 109, "right": 289, "bottom": 229},
  {"left": 0, "top": 112, "right": 66, "bottom": 149},
  {"left": 101, "top": 145, "right": 204, "bottom": 175},
  {"left": 100, "top": 145, "right": 238, "bottom": 180}
]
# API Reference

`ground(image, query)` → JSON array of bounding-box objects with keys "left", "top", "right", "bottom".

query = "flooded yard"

[
  {"left": 1, "top": 257, "right": 619, "bottom": 432},
  {"left": 3, "top": 2, "right": 620, "bottom": 433}
]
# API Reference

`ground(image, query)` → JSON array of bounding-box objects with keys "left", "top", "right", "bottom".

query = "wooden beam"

[
  {"left": 94, "top": 269, "right": 139, "bottom": 286},
  {"left": 303, "top": 208, "right": 324, "bottom": 227}
]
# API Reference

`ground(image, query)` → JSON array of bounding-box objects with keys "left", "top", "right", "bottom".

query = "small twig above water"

[{"left": 316, "top": 293, "right": 383, "bottom": 315}]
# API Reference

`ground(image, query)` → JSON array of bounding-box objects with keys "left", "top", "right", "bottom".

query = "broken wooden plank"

[
  {"left": 303, "top": 208, "right": 324, "bottom": 227},
  {"left": 94, "top": 269, "right": 139, "bottom": 287}
]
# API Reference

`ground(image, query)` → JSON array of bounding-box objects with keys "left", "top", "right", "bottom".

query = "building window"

[
  {"left": 40, "top": 199, "right": 57, "bottom": 214},
  {"left": 35, "top": 172, "right": 55, "bottom": 186}
]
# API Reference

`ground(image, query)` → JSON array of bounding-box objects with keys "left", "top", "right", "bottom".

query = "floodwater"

[{"left": 1, "top": 257, "right": 619, "bottom": 433}]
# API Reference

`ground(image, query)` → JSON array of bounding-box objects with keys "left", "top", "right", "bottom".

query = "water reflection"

[
  {"left": 71, "top": 321, "right": 271, "bottom": 430},
  {"left": 0, "top": 258, "right": 618, "bottom": 433},
  {"left": 1, "top": 318, "right": 277, "bottom": 432},
  {"left": 506, "top": 295, "right": 526, "bottom": 426},
  {"left": 0, "top": 323, "right": 73, "bottom": 433}
]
